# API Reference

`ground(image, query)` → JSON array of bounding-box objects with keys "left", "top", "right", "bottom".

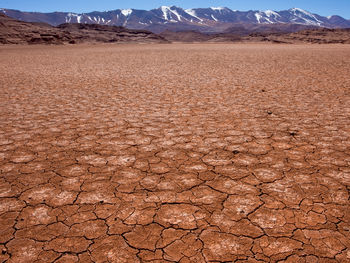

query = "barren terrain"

[{"left": 0, "top": 43, "right": 350, "bottom": 262}]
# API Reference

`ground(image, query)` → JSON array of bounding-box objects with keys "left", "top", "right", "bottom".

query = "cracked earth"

[{"left": 0, "top": 43, "right": 350, "bottom": 262}]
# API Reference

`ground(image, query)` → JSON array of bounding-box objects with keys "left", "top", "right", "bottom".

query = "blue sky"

[{"left": 1, "top": 0, "right": 350, "bottom": 18}]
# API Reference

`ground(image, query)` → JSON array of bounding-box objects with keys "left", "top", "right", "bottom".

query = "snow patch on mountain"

[
  {"left": 211, "top": 7, "right": 225, "bottom": 12},
  {"left": 255, "top": 13, "right": 263, "bottom": 23},
  {"left": 290, "top": 8, "right": 311, "bottom": 16},
  {"left": 160, "top": 6, "right": 170, "bottom": 20},
  {"left": 121, "top": 9, "right": 133, "bottom": 17},
  {"left": 184, "top": 9, "right": 203, "bottom": 22},
  {"left": 264, "top": 10, "right": 280, "bottom": 18},
  {"left": 66, "top": 13, "right": 82, "bottom": 23},
  {"left": 160, "top": 6, "right": 179, "bottom": 22},
  {"left": 289, "top": 8, "right": 322, "bottom": 26},
  {"left": 169, "top": 8, "right": 182, "bottom": 21}
]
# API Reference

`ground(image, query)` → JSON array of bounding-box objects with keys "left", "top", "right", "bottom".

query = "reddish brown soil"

[{"left": 0, "top": 43, "right": 350, "bottom": 262}]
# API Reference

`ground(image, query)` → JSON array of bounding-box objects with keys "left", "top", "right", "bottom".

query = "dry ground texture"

[{"left": 0, "top": 43, "right": 350, "bottom": 263}]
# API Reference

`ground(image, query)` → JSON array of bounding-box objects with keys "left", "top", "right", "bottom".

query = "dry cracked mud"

[{"left": 0, "top": 43, "right": 350, "bottom": 262}]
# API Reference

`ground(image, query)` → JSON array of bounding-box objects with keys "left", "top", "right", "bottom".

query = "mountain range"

[
  {"left": 1, "top": 6, "right": 350, "bottom": 33},
  {"left": 1, "top": 11, "right": 350, "bottom": 45}
]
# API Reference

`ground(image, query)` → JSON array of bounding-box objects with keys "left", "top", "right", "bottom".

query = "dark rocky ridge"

[
  {"left": 57, "top": 23, "right": 168, "bottom": 43},
  {"left": 260, "top": 28, "right": 350, "bottom": 44},
  {"left": 223, "top": 23, "right": 319, "bottom": 35},
  {"left": 0, "top": 13, "right": 70, "bottom": 44},
  {"left": 159, "top": 30, "right": 241, "bottom": 42},
  {"left": 0, "top": 13, "right": 168, "bottom": 44},
  {"left": 160, "top": 26, "right": 350, "bottom": 44}
]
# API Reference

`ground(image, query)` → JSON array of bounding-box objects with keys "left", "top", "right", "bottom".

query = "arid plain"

[{"left": 0, "top": 43, "right": 350, "bottom": 262}]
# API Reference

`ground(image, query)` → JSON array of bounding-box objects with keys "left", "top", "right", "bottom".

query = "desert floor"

[{"left": 0, "top": 43, "right": 350, "bottom": 262}]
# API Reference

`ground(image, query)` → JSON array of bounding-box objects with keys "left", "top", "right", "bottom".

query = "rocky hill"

[
  {"left": 0, "top": 13, "right": 167, "bottom": 44},
  {"left": 258, "top": 28, "right": 350, "bottom": 44},
  {"left": 160, "top": 27, "right": 350, "bottom": 44}
]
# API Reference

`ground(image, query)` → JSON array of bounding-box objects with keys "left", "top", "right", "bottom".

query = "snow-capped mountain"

[{"left": 1, "top": 6, "right": 350, "bottom": 33}]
